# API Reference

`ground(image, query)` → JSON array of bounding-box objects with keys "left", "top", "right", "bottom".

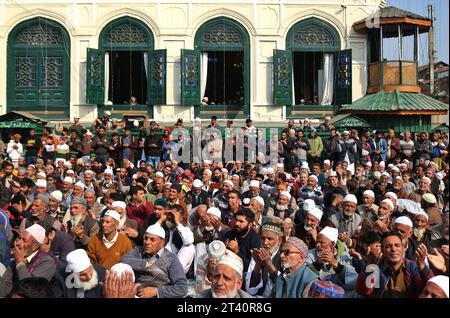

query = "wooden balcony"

[{"left": 368, "top": 60, "right": 421, "bottom": 94}]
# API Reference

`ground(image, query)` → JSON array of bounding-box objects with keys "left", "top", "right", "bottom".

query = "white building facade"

[{"left": 0, "top": 0, "right": 386, "bottom": 124}]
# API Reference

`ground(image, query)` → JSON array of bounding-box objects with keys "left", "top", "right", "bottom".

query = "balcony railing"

[{"left": 368, "top": 60, "right": 420, "bottom": 93}]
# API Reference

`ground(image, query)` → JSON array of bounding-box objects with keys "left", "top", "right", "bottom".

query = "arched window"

[
  {"left": 181, "top": 17, "right": 250, "bottom": 119},
  {"left": 7, "top": 17, "right": 70, "bottom": 119},
  {"left": 87, "top": 17, "right": 164, "bottom": 117}
]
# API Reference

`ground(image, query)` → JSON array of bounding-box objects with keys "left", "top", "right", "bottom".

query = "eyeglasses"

[{"left": 280, "top": 250, "right": 301, "bottom": 256}]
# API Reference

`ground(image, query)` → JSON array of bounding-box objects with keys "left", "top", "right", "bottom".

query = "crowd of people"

[{"left": 0, "top": 113, "right": 448, "bottom": 298}]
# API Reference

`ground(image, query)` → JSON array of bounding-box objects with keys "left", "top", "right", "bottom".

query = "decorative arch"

[
  {"left": 7, "top": 17, "right": 71, "bottom": 119},
  {"left": 191, "top": 16, "right": 251, "bottom": 118},
  {"left": 3, "top": 9, "right": 76, "bottom": 38},
  {"left": 286, "top": 17, "right": 341, "bottom": 51},
  {"left": 194, "top": 16, "right": 250, "bottom": 51},
  {"left": 96, "top": 9, "right": 160, "bottom": 39},
  {"left": 99, "top": 16, "right": 154, "bottom": 50},
  {"left": 190, "top": 8, "right": 256, "bottom": 38}
]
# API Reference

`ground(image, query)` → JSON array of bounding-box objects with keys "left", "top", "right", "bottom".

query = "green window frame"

[
  {"left": 185, "top": 17, "right": 250, "bottom": 118},
  {"left": 7, "top": 17, "right": 71, "bottom": 120},
  {"left": 91, "top": 17, "right": 161, "bottom": 116}
]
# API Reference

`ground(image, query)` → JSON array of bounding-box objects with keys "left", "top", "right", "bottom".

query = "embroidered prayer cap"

[
  {"left": 308, "top": 280, "right": 345, "bottom": 298},
  {"left": 285, "top": 237, "right": 309, "bottom": 256},
  {"left": 218, "top": 249, "right": 244, "bottom": 277},
  {"left": 261, "top": 222, "right": 283, "bottom": 235},
  {"left": 394, "top": 216, "right": 413, "bottom": 228},
  {"left": 422, "top": 193, "right": 436, "bottom": 204}
]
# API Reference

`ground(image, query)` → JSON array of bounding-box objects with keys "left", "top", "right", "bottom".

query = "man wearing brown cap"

[{"left": 272, "top": 237, "right": 318, "bottom": 298}]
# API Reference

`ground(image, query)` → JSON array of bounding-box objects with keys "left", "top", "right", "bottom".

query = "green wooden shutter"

[
  {"left": 334, "top": 49, "right": 352, "bottom": 105},
  {"left": 148, "top": 49, "right": 166, "bottom": 105},
  {"left": 180, "top": 49, "right": 200, "bottom": 106},
  {"left": 86, "top": 48, "right": 104, "bottom": 105},
  {"left": 273, "top": 49, "right": 293, "bottom": 105}
]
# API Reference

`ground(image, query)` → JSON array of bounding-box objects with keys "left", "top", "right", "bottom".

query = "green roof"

[
  {"left": 341, "top": 90, "right": 449, "bottom": 113},
  {"left": 331, "top": 114, "right": 370, "bottom": 128},
  {"left": 355, "top": 6, "right": 430, "bottom": 25}
]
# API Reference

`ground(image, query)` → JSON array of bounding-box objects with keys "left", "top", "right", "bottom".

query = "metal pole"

[
  {"left": 398, "top": 24, "right": 403, "bottom": 60},
  {"left": 428, "top": 5, "right": 435, "bottom": 94}
]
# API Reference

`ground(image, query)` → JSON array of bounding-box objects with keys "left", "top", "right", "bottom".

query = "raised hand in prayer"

[
  {"left": 208, "top": 215, "right": 222, "bottom": 231},
  {"left": 441, "top": 245, "right": 449, "bottom": 258},
  {"left": 415, "top": 243, "right": 428, "bottom": 271},
  {"left": 102, "top": 270, "right": 139, "bottom": 298},
  {"left": 427, "top": 248, "right": 447, "bottom": 273},
  {"left": 71, "top": 226, "right": 85, "bottom": 239},
  {"left": 349, "top": 248, "right": 363, "bottom": 261},
  {"left": 226, "top": 238, "right": 239, "bottom": 254},
  {"left": 12, "top": 238, "right": 25, "bottom": 264}
]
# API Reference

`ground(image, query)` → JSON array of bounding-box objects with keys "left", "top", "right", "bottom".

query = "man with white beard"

[
  {"left": 199, "top": 249, "right": 253, "bottom": 298},
  {"left": 52, "top": 248, "right": 106, "bottom": 298},
  {"left": 65, "top": 197, "right": 99, "bottom": 249},
  {"left": 246, "top": 222, "right": 283, "bottom": 297},
  {"left": 272, "top": 237, "right": 318, "bottom": 298},
  {"left": 357, "top": 190, "right": 379, "bottom": 216},
  {"left": 297, "top": 175, "right": 324, "bottom": 206},
  {"left": 361, "top": 199, "right": 395, "bottom": 236},
  {"left": 327, "top": 194, "right": 362, "bottom": 249}
]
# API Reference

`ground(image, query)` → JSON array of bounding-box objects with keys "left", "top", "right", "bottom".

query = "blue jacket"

[
  {"left": 369, "top": 138, "right": 388, "bottom": 162},
  {"left": 273, "top": 264, "right": 318, "bottom": 298}
]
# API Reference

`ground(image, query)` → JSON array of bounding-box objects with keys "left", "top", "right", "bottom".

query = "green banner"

[{"left": 0, "top": 121, "right": 38, "bottom": 129}]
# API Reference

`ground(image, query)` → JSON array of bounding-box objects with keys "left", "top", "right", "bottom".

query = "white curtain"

[
  {"left": 318, "top": 68, "right": 324, "bottom": 105},
  {"left": 200, "top": 52, "right": 208, "bottom": 100},
  {"left": 143, "top": 52, "right": 148, "bottom": 79},
  {"left": 104, "top": 52, "right": 110, "bottom": 104},
  {"left": 321, "top": 53, "right": 334, "bottom": 105},
  {"left": 292, "top": 70, "right": 296, "bottom": 105}
]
